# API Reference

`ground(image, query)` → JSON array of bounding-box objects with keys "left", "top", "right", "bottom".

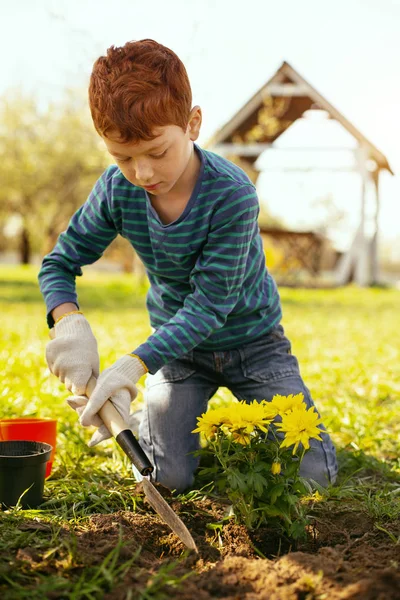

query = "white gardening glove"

[
  {"left": 46, "top": 313, "right": 99, "bottom": 395},
  {"left": 67, "top": 355, "right": 146, "bottom": 447}
]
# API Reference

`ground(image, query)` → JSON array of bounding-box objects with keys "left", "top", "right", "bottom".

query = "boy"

[{"left": 39, "top": 39, "right": 337, "bottom": 492}]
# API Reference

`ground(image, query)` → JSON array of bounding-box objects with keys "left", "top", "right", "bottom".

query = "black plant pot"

[{"left": 0, "top": 441, "right": 52, "bottom": 508}]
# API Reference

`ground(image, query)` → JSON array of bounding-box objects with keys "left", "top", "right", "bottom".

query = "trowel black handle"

[
  {"left": 86, "top": 377, "right": 153, "bottom": 476},
  {"left": 115, "top": 428, "right": 153, "bottom": 475}
]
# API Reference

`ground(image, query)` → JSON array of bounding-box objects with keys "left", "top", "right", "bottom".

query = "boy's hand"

[
  {"left": 46, "top": 314, "right": 99, "bottom": 395},
  {"left": 67, "top": 355, "right": 146, "bottom": 446}
]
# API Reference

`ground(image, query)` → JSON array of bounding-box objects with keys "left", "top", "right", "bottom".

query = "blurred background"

[{"left": 1, "top": 0, "right": 399, "bottom": 287}]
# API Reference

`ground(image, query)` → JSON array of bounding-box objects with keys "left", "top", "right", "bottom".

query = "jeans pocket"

[
  {"left": 146, "top": 351, "right": 196, "bottom": 386},
  {"left": 239, "top": 328, "right": 299, "bottom": 383}
]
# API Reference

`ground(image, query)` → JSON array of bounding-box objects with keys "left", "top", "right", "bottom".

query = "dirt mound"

[{"left": 61, "top": 495, "right": 400, "bottom": 600}]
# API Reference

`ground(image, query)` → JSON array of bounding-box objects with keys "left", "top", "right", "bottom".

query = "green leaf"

[
  {"left": 197, "top": 466, "right": 220, "bottom": 477},
  {"left": 216, "top": 477, "right": 228, "bottom": 492},
  {"left": 292, "top": 479, "right": 312, "bottom": 495},
  {"left": 227, "top": 469, "right": 248, "bottom": 493},
  {"left": 260, "top": 505, "right": 286, "bottom": 519},
  {"left": 269, "top": 483, "right": 286, "bottom": 504},
  {"left": 283, "top": 461, "right": 299, "bottom": 477},
  {"left": 286, "top": 494, "right": 300, "bottom": 506},
  {"left": 253, "top": 473, "right": 268, "bottom": 497},
  {"left": 289, "top": 519, "right": 308, "bottom": 540},
  {"left": 253, "top": 461, "right": 271, "bottom": 473}
]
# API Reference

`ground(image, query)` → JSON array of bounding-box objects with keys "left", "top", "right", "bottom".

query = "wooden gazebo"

[{"left": 208, "top": 61, "right": 393, "bottom": 286}]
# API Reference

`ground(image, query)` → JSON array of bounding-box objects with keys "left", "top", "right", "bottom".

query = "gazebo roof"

[{"left": 209, "top": 61, "right": 393, "bottom": 174}]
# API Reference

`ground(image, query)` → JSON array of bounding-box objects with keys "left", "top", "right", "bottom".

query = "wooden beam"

[
  {"left": 280, "top": 62, "right": 393, "bottom": 174},
  {"left": 213, "top": 144, "right": 359, "bottom": 154},
  {"left": 213, "top": 143, "right": 272, "bottom": 156},
  {"left": 209, "top": 61, "right": 393, "bottom": 174},
  {"left": 263, "top": 83, "right": 310, "bottom": 96},
  {"left": 209, "top": 71, "right": 285, "bottom": 145},
  {"left": 259, "top": 146, "right": 359, "bottom": 152},
  {"left": 259, "top": 167, "right": 358, "bottom": 172}
]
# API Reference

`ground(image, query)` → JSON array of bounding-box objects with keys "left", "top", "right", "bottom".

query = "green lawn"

[
  {"left": 2, "top": 265, "right": 399, "bottom": 463},
  {"left": 0, "top": 265, "right": 399, "bottom": 598}
]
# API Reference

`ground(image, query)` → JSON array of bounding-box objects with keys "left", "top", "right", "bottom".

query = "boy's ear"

[{"left": 187, "top": 106, "right": 202, "bottom": 141}]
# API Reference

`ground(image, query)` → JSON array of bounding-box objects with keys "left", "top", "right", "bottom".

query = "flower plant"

[{"left": 193, "top": 394, "right": 324, "bottom": 538}]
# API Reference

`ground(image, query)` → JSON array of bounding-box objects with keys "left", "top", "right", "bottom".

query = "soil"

[{"left": 15, "top": 487, "right": 400, "bottom": 599}]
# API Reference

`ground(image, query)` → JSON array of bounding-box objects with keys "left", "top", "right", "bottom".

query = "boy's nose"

[{"left": 134, "top": 160, "right": 153, "bottom": 184}]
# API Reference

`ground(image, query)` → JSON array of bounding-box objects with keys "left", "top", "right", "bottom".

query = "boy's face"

[{"left": 102, "top": 107, "right": 202, "bottom": 196}]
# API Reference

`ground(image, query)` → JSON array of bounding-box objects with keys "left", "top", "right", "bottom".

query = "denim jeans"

[{"left": 137, "top": 325, "right": 338, "bottom": 493}]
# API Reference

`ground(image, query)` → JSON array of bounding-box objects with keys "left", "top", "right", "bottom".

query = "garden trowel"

[{"left": 85, "top": 377, "right": 198, "bottom": 553}]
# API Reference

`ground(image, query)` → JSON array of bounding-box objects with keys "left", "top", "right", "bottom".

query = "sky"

[{"left": 1, "top": 0, "right": 400, "bottom": 252}]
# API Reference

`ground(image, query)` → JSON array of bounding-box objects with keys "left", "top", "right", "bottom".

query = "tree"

[{"left": 0, "top": 89, "right": 108, "bottom": 263}]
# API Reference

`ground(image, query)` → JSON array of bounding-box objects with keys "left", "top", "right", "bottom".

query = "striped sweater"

[{"left": 38, "top": 145, "right": 282, "bottom": 374}]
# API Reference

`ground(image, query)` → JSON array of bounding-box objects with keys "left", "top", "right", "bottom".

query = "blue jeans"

[{"left": 138, "top": 325, "right": 338, "bottom": 493}]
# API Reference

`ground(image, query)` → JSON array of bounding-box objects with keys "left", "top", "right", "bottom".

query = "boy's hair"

[{"left": 89, "top": 39, "right": 192, "bottom": 142}]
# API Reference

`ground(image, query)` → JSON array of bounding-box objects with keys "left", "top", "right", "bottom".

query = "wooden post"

[
  {"left": 335, "top": 146, "right": 371, "bottom": 286},
  {"left": 370, "top": 170, "right": 380, "bottom": 285},
  {"left": 354, "top": 146, "right": 370, "bottom": 286}
]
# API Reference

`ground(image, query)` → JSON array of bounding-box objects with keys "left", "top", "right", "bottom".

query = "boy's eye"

[
  {"left": 114, "top": 149, "right": 167, "bottom": 163},
  {"left": 149, "top": 150, "right": 167, "bottom": 159}
]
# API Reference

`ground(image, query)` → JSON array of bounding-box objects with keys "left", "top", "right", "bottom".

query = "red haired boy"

[{"left": 39, "top": 40, "right": 337, "bottom": 491}]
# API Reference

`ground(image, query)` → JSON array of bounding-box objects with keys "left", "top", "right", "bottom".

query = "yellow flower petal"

[
  {"left": 277, "top": 406, "right": 323, "bottom": 454},
  {"left": 270, "top": 393, "right": 306, "bottom": 416},
  {"left": 231, "top": 430, "right": 252, "bottom": 445},
  {"left": 225, "top": 400, "right": 273, "bottom": 432},
  {"left": 271, "top": 461, "right": 281, "bottom": 475},
  {"left": 192, "top": 406, "right": 230, "bottom": 438}
]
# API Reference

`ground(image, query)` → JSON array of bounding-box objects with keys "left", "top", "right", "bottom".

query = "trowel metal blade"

[{"left": 142, "top": 476, "right": 198, "bottom": 553}]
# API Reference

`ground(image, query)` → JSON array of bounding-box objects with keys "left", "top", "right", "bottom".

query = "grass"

[{"left": 0, "top": 265, "right": 399, "bottom": 598}]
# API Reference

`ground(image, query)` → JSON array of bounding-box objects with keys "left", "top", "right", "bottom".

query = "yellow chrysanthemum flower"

[
  {"left": 231, "top": 429, "right": 252, "bottom": 445},
  {"left": 225, "top": 400, "right": 273, "bottom": 432},
  {"left": 270, "top": 393, "right": 306, "bottom": 416},
  {"left": 225, "top": 418, "right": 256, "bottom": 445},
  {"left": 192, "top": 407, "right": 229, "bottom": 438},
  {"left": 277, "top": 406, "right": 323, "bottom": 454},
  {"left": 271, "top": 461, "right": 281, "bottom": 475},
  {"left": 193, "top": 399, "right": 278, "bottom": 442},
  {"left": 227, "top": 419, "right": 255, "bottom": 433},
  {"left": 260, "top": 400, "right": 280, "bottom": 420}
]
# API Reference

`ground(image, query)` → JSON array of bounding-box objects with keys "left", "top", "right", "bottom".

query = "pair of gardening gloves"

[{"left": 46, "top": 313, "right": 146, "bottom": 447}]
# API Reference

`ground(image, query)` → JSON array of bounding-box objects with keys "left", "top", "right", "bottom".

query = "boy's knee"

[
  {"left": 139, "top": 440, "right": 197, "bottom": 493},
  {"left": 299, "top": 459, "right": 334, "bottom": 488},
  {"left": 299, "top": 438, "right": 338, "bottom": 488}
]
